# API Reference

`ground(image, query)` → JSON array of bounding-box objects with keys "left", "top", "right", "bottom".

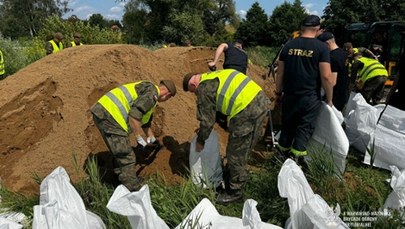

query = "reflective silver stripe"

[
  {"left": 106, "top": 86, "right": 134, "bottom": 127},
  {"left": 217, "top": 71, "right": 239, "bottom": 112},
  {"left": 226, "top": 77, "right": 251, "bottom": 114},
  {"left": 119, "top": 86, "right": 133, "bottom": 106},
  {"left": 106, "top": 92, "right": 128, "bottom": 124}
]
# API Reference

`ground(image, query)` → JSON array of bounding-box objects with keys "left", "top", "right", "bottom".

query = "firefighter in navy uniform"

[
  {"left": 208, "top": 39, "right": 248, "bottom": 74},
  {"left": 91, "top": 80, "right": 176, "bottom": 191},
  {"left": 275, "top": 15, "right": 335, "bottom": 159}
]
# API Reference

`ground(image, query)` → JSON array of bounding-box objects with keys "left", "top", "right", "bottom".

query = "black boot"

[{"left": 216, "top": 189, "right": 243, "bottom": 205}]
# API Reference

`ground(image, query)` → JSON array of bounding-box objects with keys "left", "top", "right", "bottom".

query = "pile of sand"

[{"left": 0, "top": 44, "right": 274, "bottom": 194}]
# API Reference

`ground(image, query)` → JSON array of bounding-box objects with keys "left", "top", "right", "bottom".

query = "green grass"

[{"left": 0, "top": 146, "right": 402, "bottom": 228}]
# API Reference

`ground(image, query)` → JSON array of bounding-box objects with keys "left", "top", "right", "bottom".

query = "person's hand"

[
  {"left": 136, "top": 135, "right": 147, "bottom": 147},
  {"left": 208, "top": 62, "right": 216, "bottom": 71},
  {"left": 147, "top": 136, "right": 157, "bottom": 144},
  {"left": 196, "top": 142, "right": 204, "bottom": 152},
  {"left": 274, "top": 93, "right": 283, "bottom": 108}
]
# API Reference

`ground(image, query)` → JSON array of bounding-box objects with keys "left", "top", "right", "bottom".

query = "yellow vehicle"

[{"left": 344, "top": 21, "right": 405, "bottom": 86}]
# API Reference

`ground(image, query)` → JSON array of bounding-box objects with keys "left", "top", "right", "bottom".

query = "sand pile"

[{"left": 0, "top": 44, "right": 274, "bottom": 194}]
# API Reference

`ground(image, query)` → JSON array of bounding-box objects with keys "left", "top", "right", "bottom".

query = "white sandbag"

[
  {"left": 0, "top": 212, "right": 26, "bottom": 227},
  {"left": 106, "top": 184, "right": 169, "bottom": 229},
  {"left": 278, "top": 159, "right": 314, "bottom": 229},
  {"left": 190, "top": 130, "right": 223, "bottom": 188},
  {"left": 32, "top": 167, "right": 106, "bottom": 229},
  {"left": 308, "top": 103, "right": 349, "bottom": 174},
  {"left": 383, "top": 166, "right": 405, "bottom": 210},
  {"left": 301, "top": 194, "right": 349, "bottom": 229},
  {"left": 363, "top": 105, "right": 405, "bottom": 170},
  {"left": 344, "top": 93, "right": 378, "bottom": 153},
  {"left": 175, "top": 198, "right": 282, "bottom": 229},
  {"left": 0, "top": 217, "right": 23, "bottom": 229}
]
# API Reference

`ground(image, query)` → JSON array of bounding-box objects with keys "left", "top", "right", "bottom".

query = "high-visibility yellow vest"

[
  {"left": 70, "top": 41, "right": 83, "bottom": 47},
  {"left": 97, "top": 82, "right": 159, "bottom": 132},
  {"left": 49, "top": 40, "right": 63, "bottom": 53},
  {"left": 357, "top": 57, "right": 388, "bottom": 82},
  {"left": 0, "top": 49, "right": 4, "bottom": 75},
  {"left": 200, "top": 69, "right": 262, "bottom": 118}
]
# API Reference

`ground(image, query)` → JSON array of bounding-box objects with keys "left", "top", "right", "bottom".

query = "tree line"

[{"left": 0, "top": 0, "right": 404, "bottom": 47}]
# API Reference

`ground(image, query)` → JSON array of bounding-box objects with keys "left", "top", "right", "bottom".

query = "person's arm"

[
  {"left": 386, "top": 71, "right": 400, "bottom": 102},
  {"left": 208, "top": 43, "right": 228, "bottom": 68},
  {"left": 129, "top": 83, "right": 158, "bottom": 145},
  {"left": 196, "top": 81, "right": 217, "bottom": 150},
  {"left": 320, "top": 62, "right": 334, "bottom": 106},
  {"left": 275, "top": 60, "right": 284, "bottom": 95},
  {"left": 45, "top": 41, "right": 53, "bottom": 55}
]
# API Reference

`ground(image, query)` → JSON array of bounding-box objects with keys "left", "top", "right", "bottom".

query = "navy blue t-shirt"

[
  {"left": 223, "top": 42, "right": 248, "bottom": 74},
  {"left": 279, "top": 37, "right": 330, "bottom": 96},
  {"left": 330, "top": 47, "right": 349, "bottom": 110}
]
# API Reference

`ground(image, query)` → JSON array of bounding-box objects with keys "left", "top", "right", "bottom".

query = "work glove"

[
  {"left": 147, "top": 136, "right": 157, "bottom": 144},
  {"left": 147, "top": 136, "right": 161, "bottom": 148},
  {"left": 136, "top": 135, "right": 147, "bottom": 147},
  {"left": 209, "top": 65, "right": 217, "bottom": 71}
]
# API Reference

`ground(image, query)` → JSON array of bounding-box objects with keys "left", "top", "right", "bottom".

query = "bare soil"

[{"left": 0, "top": 45, "right": 276, "bottom": 194}]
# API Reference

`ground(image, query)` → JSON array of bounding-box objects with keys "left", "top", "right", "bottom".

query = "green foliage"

[
  {"left": 323, "top": 0, "right": 405, "bottom": 35},
  {"left": 122, "top": 0, "right": 238, "bottom": 46},
  {"left": 0, "top": 0, "right": 70, "bottom": 38},
  {"left": 0, "top": 35, "right": 44, "bottom": 79},
  {"left": 268, "top": 0, "right": 307, "bottom": 46},
  {"left": 74, "top": 156, "right": 131, "bottom": 228},
  {"left": 235, "top": 2, "right": 270, "bottom": 47},
  {"left": 245, "top": 46, "right": 277, "bottom": 67},
  {"left": 38, "top": 16, "right": 124, "bottom": 46}
]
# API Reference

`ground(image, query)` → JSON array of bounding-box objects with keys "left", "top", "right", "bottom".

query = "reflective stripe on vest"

[
  {"left": 358, "top": 57, "right": 388, "bottom": 82},
  {"left": 97, "top": 82, "right": 158, "bottom": 132},
  {"left": 0, "top": 50, "right": 4, "bottom": 75},
  {"left": 200, "top": 69, "right": 262, "bottom": 118},
  {"left": 49, "top": 40, "right": 63, "bottom": 53}
]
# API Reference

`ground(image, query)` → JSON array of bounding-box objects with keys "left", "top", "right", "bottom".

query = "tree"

[
  {"left": 88, "top": 14, "right": 107, "bottom": 28},
  {"left": 234, "top": 2, "right": 269, "bottom": 47},
  {"left": 122, "top": 0, "right": 238, "bottom": 45},
  {"left": 0, "top": 0, "right": 70, "bottom": 38},
  {"left": 323, "top": 0, "right": 405, "bottom": 35},
  {"left": 267, "top": 0, "right": 306, "bottom": 46}
]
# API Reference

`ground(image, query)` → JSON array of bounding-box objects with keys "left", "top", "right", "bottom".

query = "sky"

[{"left": 63, "top": 0, "right": 329, "bottom": 21}]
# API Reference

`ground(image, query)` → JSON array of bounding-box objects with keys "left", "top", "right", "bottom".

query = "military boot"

[{"left": 216, "top": 189, "right": 243, "bottom": 205}]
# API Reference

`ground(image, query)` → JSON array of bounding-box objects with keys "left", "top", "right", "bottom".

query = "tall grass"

[{"left": 0, "top": 146, "right": 401, "bottom": 228}]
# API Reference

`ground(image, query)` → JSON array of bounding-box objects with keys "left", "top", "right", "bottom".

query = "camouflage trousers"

[
  {"left": 92, "top": 104, "right": 141, "bottom": 191},
  {"left": 226, "top": 91, "right": 269, "bottom": 191}
]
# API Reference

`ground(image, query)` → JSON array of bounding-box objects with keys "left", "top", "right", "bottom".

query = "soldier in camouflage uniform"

[
  {"left": 183, "top": 69, "right": 269, "bottom": 204},
  {"left": 91, "top": 80, "right": 176, "bottom": 191}
]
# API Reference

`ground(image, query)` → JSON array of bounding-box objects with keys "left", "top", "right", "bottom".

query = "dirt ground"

[{"left": 0, "top": 45, "right": 277, "bottom": 194}]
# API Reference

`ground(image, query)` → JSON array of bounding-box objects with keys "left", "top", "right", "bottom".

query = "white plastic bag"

[
  {"left": 308, "top": 103, "right": 349, "bottom": 174},
  {"left": 383, "top": 166, "right": 405, "bottom": 210},
  {"left": 344, "top": 93, "right": 378, "bottom": 153},
  {"left": 175, "top": 198, "right": 282, "bottom": 229},
  {"left": 363, "top": 105, "right": 405, "bottom": 170},
  {"left": 0, "top": 217, "right": 23, "bottom": 229},
  {"left": 302, "top": 194, "right": 349, "bottom": 229},
  {"left": 189, "top": 130, "right": 223, "bottom": 188},
  {"left": 106, "top": 184, "right": 169, "bottom": 229},
  {"left": 32, "top": 167, "right": 106, "bottom": 229},
  {"left": 278, "top": 159, "right": 314, "bottom": 229}
]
